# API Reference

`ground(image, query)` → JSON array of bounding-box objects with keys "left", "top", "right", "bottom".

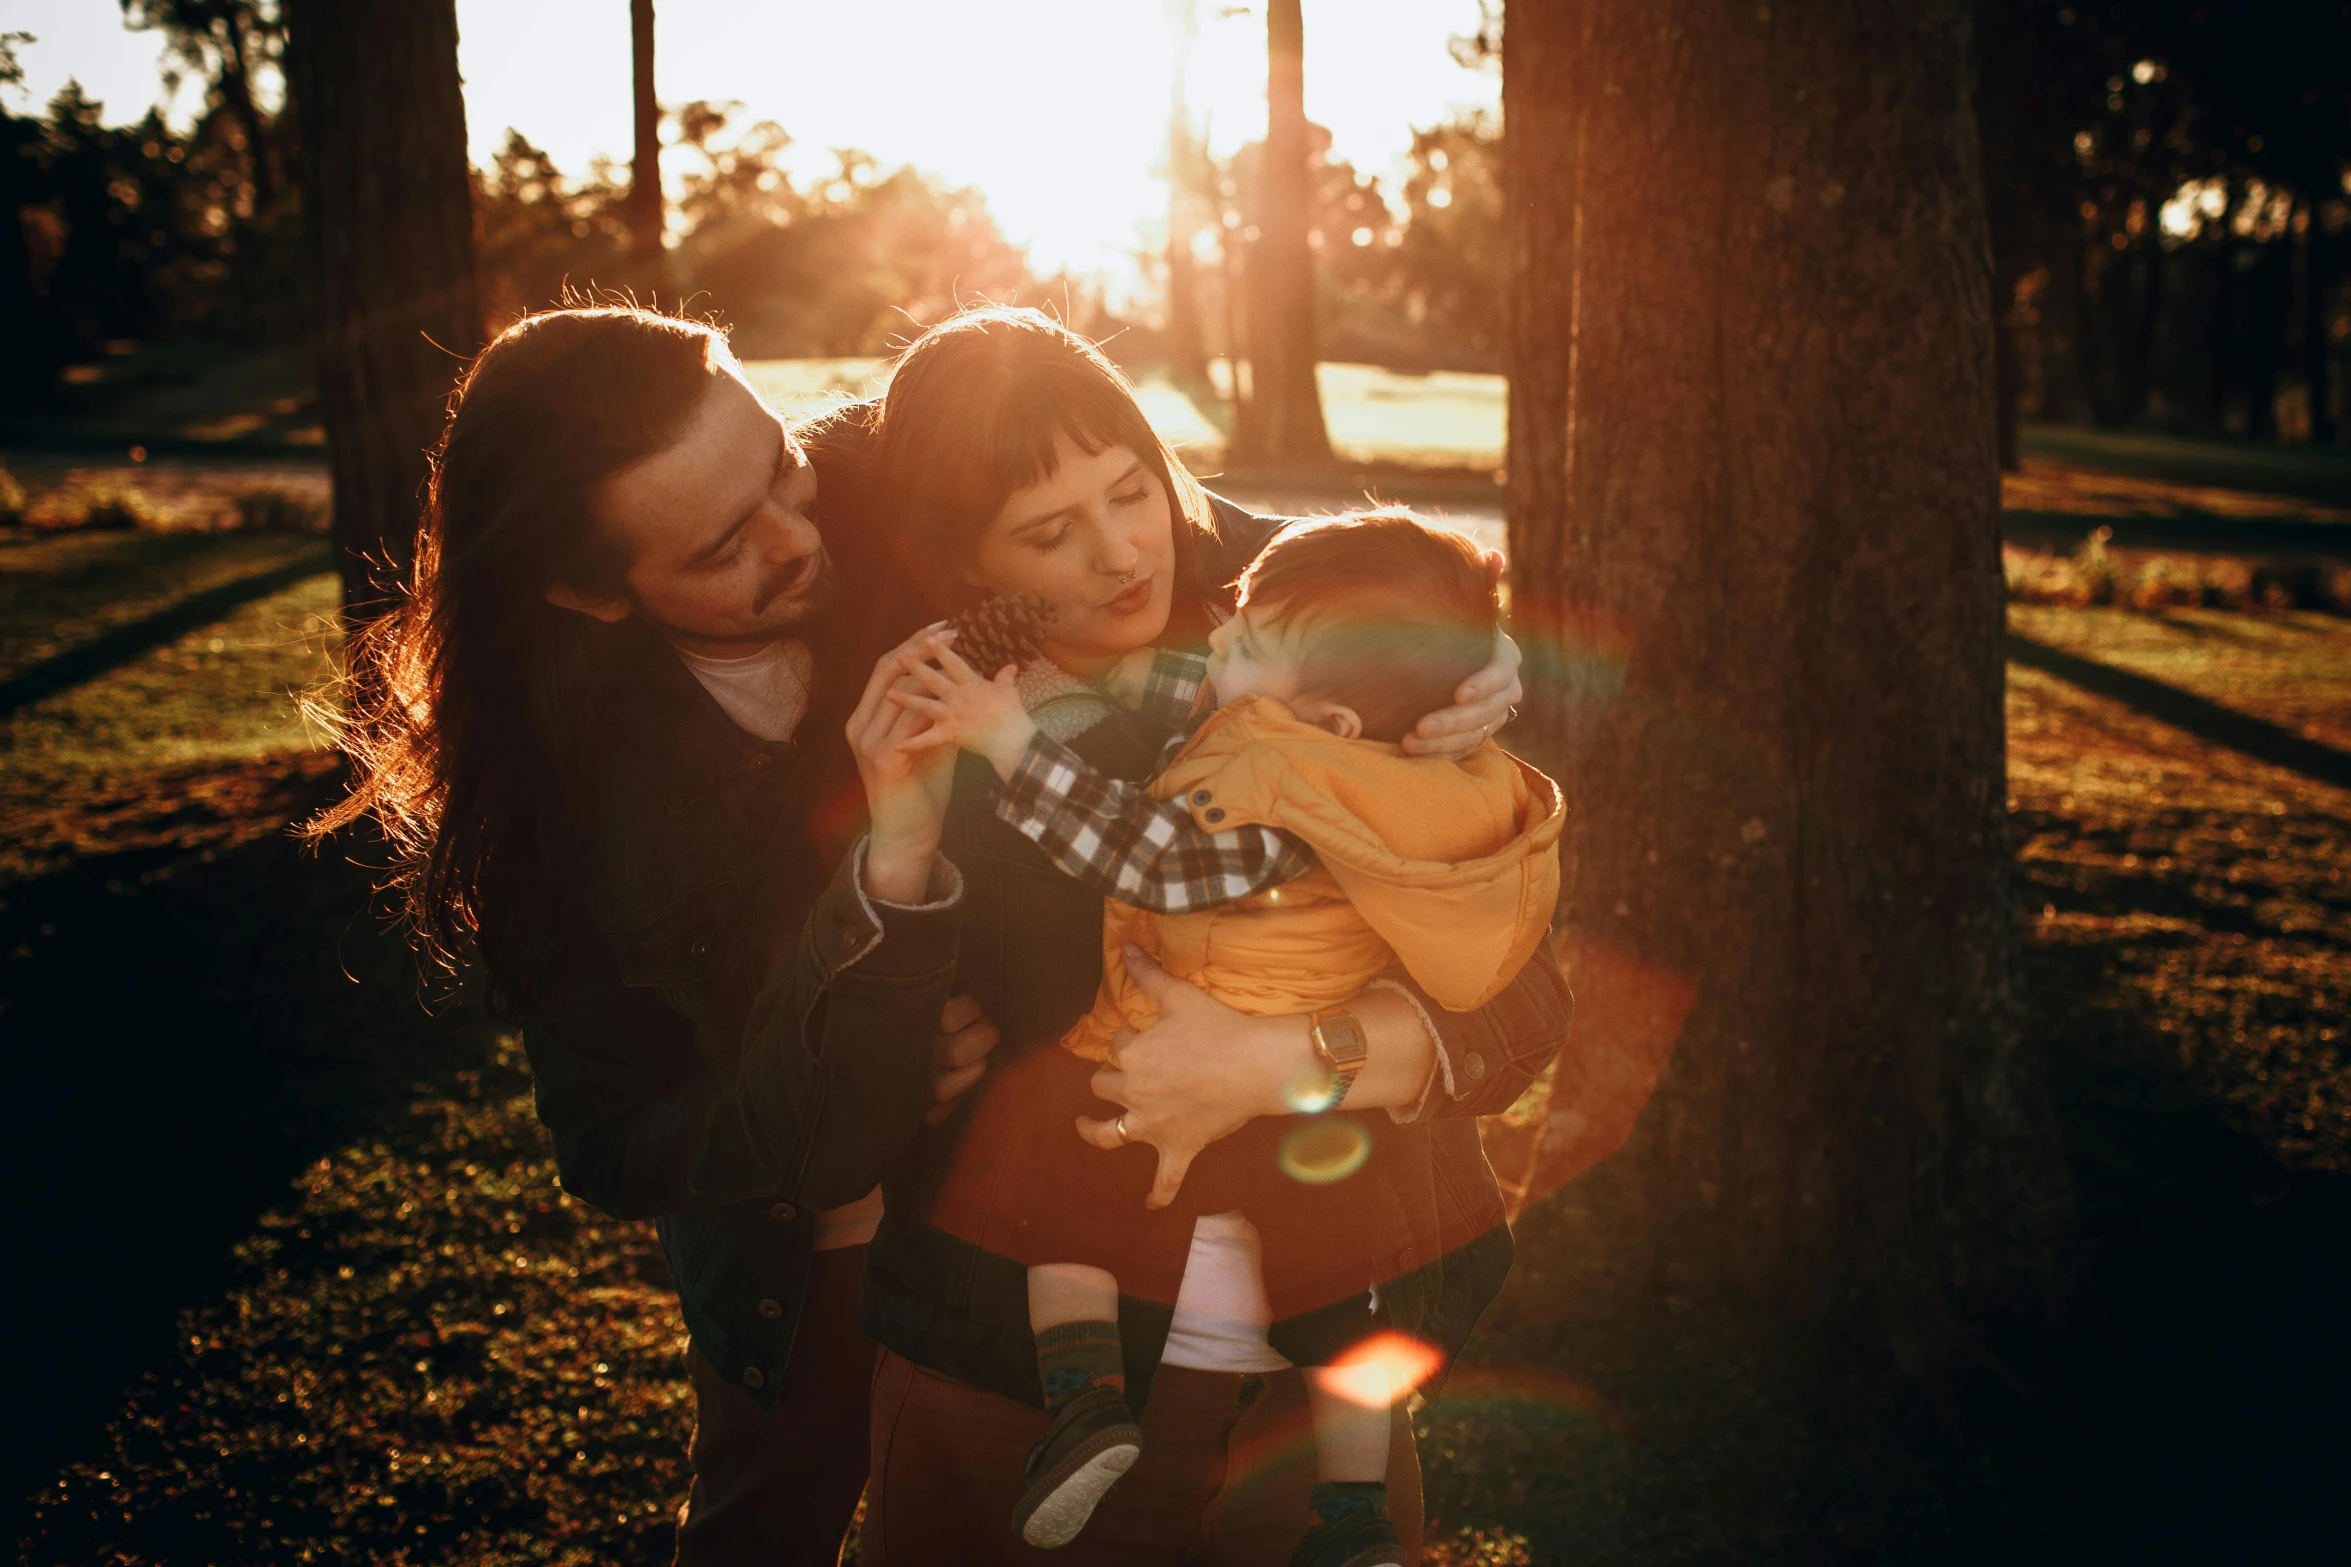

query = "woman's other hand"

[
  {"left": 1400, "top": 629, "right": 1524, "bottom": 760},
  {"left": 849, "top": 626, "right": 958, "bottom": 902},
  {"left": 892, "top": 635, "right": 1040, "bottom": 782},
  {"left": 927, "top": 995, "right": 1001, "bottom": 1126},
  {"left": 1076, "top": 945, "right": 1311, "bottom": 1209}
]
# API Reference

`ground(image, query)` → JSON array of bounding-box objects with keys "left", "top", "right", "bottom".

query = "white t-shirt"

[
  {"left": 1160, "top": 1212, "right": 1293, "bottom": 1373},
  {"left": 676, "top": 639, "right": 813, "bottom": 744},
  {"left": 679, "top": 638, "right": 880, "bottom": 1250}
]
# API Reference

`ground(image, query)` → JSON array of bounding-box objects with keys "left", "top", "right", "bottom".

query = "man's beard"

[
  {"left": 754, "top": 546, "right": 835, "bottom": 621},
  {"left": 633, "top": 548, "right": 837, "bottom": 645}
]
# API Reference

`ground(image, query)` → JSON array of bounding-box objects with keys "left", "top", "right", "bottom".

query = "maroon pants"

[
  {"left": 862, "top": 1347, "right": 1425, "bottom": 1566},
  {"left": 968, "top": 1048, "right": 1403, "bottom": 1365},
  {"left": 674, "top": 1244, "right": 877, "bottom": 1567}
]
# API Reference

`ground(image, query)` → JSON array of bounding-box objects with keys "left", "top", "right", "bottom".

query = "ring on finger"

[{"left": 1113, "top": 1114, "right": 1130, "bottom": 1146}]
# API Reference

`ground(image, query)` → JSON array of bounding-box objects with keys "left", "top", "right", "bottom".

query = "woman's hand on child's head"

[
  {"left": 890, "top": 632, "right": 1039, "bottom": 781},
  {"left": 1401, "top": 629, "right": 1524, "bottom": 761}
]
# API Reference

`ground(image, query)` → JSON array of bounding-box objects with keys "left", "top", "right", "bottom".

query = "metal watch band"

[{"left": 1310, "top": 1009, "right": 1369, "bottom": 1108}]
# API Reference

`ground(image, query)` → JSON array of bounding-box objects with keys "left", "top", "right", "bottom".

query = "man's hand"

[
  {"left": 893, "top": 636, "right": 1040, "bottom": 782},
  {"left": 926, "top": 995, "right": 1001, "bottom": 1126},
  {"left": 1401, "top": 629, "right": 1524, "bottom": 760},
  {"left": 1076, "top": 945, "right": 1313, "bottom": 1209}
]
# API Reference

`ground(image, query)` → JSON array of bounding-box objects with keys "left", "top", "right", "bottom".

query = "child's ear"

[{"left": 1294, "top": 699, "right": 1363, "bottom": 741}]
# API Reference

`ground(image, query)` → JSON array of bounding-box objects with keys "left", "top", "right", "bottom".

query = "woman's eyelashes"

[{"left": 1028, "top": 487, "right": 1147, "bottom": 555}]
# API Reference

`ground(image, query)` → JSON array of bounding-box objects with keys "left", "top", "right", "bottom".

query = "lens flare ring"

[{"left": 1278, "top": 1118, "right": 1370, "bottom": 1185}]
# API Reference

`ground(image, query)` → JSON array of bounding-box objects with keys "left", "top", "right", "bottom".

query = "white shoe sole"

[{"left": 1015, "top": 1434, "right": 1143, "bottom": 1549}]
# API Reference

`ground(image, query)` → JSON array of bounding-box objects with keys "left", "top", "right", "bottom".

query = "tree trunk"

[
  {"left": 2249, "top": 232, "right": 2289, "bottom": 442},
  {"left": 1502, "top": 0, "right": 2074, "bottom": 1347},
  {"left": 1162, "top": 1, "right": 1212, "bottom": 394},
  {"left": 212, "top": 13, "right": 277, "bottom": 213},
  {"left": 2122, "top": 231, "right": 2163, "bottom": 426},
  {"left": 1230, "top": 0, "right": 1331, "bottom": 465},
  {"left": 2207, "top": 185, "right": 2237, "bottom": 432},
  {"left": 0, "top": 125, "right": 52, "bottom": 407},
  {"left": 2308, "top": 217, "right": 2338, "bottom": 447},
  {"left": 285, "top": 0, "right": 482, "bottom": 623},
  {"left": 1992, "top": 266, "right": 2022, "bottom": 472},
  {"left": 626, "top": 0, "right": 665, "bottom": 268}
]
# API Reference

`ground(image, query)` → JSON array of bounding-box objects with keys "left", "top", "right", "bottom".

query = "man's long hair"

[{"left": 307, "top": 304, "right": 733, "bottom": 1005}]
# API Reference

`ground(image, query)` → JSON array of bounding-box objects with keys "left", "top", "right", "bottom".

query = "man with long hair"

[{"left": 311, "top": 304, "right": 990, "bottom": 1564}]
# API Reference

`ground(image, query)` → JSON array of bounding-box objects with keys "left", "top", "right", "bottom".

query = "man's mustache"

[{"left": 754, "top": 549, "right": 831, "bottom": 615}]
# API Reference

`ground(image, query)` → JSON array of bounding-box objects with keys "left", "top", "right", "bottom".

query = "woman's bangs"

[{"left": 987, "top": 370, "right": 1155, "bottom": 498}]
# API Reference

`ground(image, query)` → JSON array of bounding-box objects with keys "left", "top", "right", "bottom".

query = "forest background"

[
  {"left": 3, "top": 3, "right": 2350, "bottom": 1565},
  {"left": 4, "top": 3, "right": 2346, "bottom": 449}
]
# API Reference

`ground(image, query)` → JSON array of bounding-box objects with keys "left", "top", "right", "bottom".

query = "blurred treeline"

[
  {"left": 1979, "top": 2, "right": 2351, "bottom": 450},
  {"left": 2, "top": 1, "right": 2346, "bottom": 449}
]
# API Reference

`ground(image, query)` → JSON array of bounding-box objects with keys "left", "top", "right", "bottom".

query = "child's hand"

[
  {"left": 1100, "top": 646, "right": 1160, "bottom": 711},
  {"left": 892, "top": 633, "right": 1040, "bottom": 781}
]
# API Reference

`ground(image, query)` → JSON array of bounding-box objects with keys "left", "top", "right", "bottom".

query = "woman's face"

[{"left": 966, "top": 432, "right": 1176, "bottom": 674}]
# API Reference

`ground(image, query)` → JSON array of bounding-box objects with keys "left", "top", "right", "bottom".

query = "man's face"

[{"left": 554, "top": 365, "right": 829, "bottom": 657}]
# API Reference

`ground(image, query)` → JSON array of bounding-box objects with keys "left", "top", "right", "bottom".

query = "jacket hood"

[{"left": 1156, "top": 695, "right": 1565, "bottom": 1010}]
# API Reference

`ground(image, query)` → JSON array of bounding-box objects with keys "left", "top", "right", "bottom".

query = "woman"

[{"left": 813, "top": 308, "right": 1575, "bottom": 1564}]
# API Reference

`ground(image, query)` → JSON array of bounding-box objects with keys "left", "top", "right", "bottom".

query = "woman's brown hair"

[
  {"left": 306, "top": 303, "right": 734, "bottom": 1004},
  {"left": 863, "top": 306, "right": 1222, "bottom": 639}
]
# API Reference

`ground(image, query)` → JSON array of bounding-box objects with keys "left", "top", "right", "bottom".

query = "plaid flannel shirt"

[{"left": 994, "top": 650, "right": 1318, "bottom": 914}]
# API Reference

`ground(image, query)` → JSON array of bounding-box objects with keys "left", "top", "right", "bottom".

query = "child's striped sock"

[{"left": 1035, "top": 1320, "right": 1125, "bottom": 1413}]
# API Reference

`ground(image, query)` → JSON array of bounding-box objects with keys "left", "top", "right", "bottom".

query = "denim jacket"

[{"left": 517, "top": 626, "right": 961, "bottom": 1409}]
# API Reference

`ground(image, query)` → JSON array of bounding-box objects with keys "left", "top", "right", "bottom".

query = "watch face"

[{"left": 1320, "top": 1012, "right": 1370, "bottom": 1066}]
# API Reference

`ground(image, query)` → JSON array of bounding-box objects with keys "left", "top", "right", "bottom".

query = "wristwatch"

[{"left": 1309, "top": 1010, "right": 1370, "bottom": 1108}]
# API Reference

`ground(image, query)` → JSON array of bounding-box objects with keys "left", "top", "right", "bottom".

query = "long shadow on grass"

[
  {"left": 0, "top": 553, "right": 331, "bottom": 716},
  {"left": 2006, "top": 631, "right": 2351, "bottom": 791},
  {"left": 0, "top": 763, "right": 488, "bottom": 1537},
  {"left": 2002, "top": 929, "right": 2351, "bottom": 1565}
]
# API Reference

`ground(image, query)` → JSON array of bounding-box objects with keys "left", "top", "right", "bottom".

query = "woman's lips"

[{"left": 1102, "top": 576, "right": 1154, "bottom": 616}]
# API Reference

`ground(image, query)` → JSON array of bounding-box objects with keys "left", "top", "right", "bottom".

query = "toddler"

[{"left": 893, "top": 512, "right": 1563, "bottom": 1566}]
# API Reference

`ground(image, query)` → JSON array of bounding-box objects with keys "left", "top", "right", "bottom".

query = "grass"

[{"left": 5, "top": 490, "right": 2348, "bottom": 1562}]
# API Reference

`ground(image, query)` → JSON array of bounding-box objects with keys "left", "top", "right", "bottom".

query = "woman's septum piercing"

[{"left": 1113, "top": 1114, "right": 1131, "bottom": 1145}]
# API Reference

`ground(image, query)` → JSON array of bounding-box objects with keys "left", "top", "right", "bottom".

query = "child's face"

[{"left": 1204, "top": 604, "right": 1310, "bottom": 708}]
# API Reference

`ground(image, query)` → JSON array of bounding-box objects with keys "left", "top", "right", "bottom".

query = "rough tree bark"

[
  {"left": 625, "top": 0, "right": 666, "bottom": 270},
  {"left": 1230, "top": 0, "right": 1331, "bottom": 465},
  {"left": 284, "top": 0, "right": 482, "bottom": 623},
  {"left": 1503, "top": 0, "right": 2075, "bottom": 1348}
]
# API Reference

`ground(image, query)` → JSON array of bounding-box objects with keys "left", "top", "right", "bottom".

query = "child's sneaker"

[
  {"left": 1011, "top": 1384, "right": 1144, "bottom": 1548},
  {"left": 1288, "top": 1505, "right": 1406, "bottom": 1567}
]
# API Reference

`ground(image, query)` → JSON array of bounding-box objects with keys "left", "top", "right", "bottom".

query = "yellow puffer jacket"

[{"left": 1061, "top": 694, "right": 1566, "bottom": 1062}]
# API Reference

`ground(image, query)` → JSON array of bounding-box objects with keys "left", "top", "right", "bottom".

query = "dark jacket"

[
  {"left": 518, "top": 626, "right": 961, "bottom": 1409},
  {"left": 859, "top": 499, "right": 1577, "bottom": 1410}
]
